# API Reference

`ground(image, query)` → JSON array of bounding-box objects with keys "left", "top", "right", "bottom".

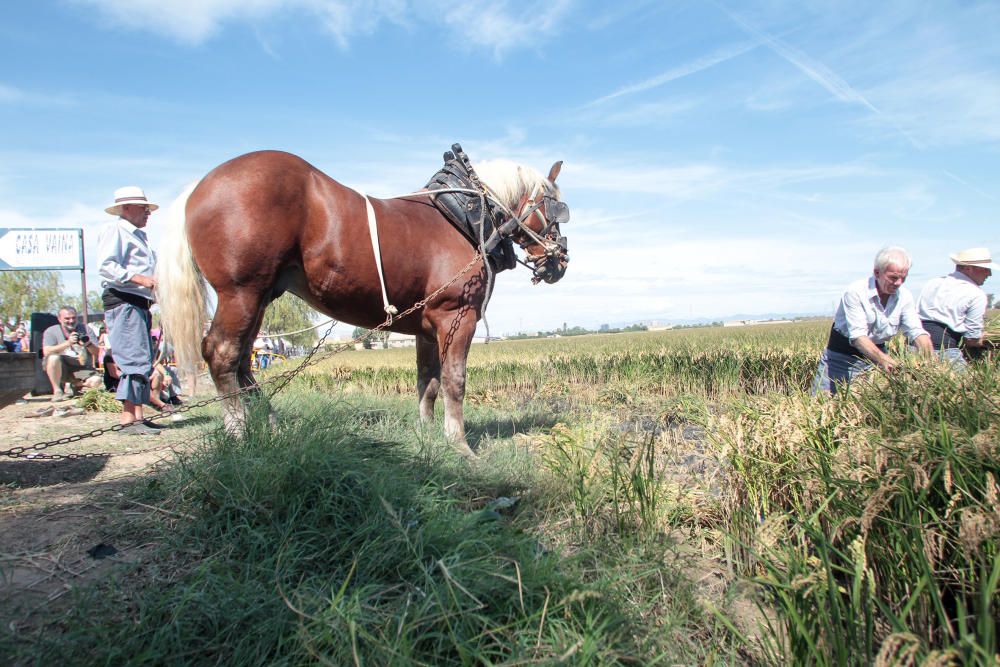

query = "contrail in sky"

[
  {"left": 716, "top": 2, "right": 922, "bottom": 148},
  {"left": 583, "top": 39, "right": 759, "bottom": 107}
]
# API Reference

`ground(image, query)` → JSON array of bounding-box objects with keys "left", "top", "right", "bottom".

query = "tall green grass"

[
  {"left": 5, "top": 393, "right": 739, "bottom": 665},
  {"left": 711, "top": 361, "right": 1000, "bottom": 663}
]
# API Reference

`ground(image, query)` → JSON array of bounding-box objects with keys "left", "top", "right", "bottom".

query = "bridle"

[{"left": 488, "top": 182, "right": 570, "bottom": 284}]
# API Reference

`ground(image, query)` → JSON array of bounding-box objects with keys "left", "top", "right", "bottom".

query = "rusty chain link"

[{"left": 1, "top": 253, "right": 484, "bottom": 461}]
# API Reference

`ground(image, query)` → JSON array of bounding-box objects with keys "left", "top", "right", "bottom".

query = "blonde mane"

[{"left": 472, "top": 159, "right": 555, "bottom": 211}]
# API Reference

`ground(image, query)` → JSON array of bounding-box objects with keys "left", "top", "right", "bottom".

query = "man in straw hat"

[
  {"left": 917, "top": 247, "right": 998, "bottom": 368},
  {"left": 812, "top": 245, "right": 933, "bottom": 394},
  {"left": 96, "top": 186, "right": 161, "bottom": 435}
]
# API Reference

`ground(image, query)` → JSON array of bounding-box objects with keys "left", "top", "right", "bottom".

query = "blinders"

[{"left": 545, "top": 197, "right": 570, "bottom": 225}]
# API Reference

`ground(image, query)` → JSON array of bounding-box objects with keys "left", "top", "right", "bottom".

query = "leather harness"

[{"left": 424, "top": 144, "right": 518, "bottom": 272}]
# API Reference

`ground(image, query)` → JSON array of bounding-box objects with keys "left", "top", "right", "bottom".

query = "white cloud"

[
  {"left": 71, "top": 0, "right": 399, "bottom": 47},
  {"left": 71, "top": 0, "right": 568, "bottom": 54},
  {"left": 71, "top": 0, "right": 261, "bottom": 44},
  {"left": 436, "top": 0, "right": 573, "bottom": 59}
]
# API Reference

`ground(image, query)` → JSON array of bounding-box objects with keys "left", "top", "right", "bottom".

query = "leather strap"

[
  {"left": 921, "top": 320, "right": 962, "bottom": 349},
  {"left": 360, "top": 192, "right": 397, "bottom": 320},
  {"left": 827, "top": 325, "right": 885, "bottom": 358}
]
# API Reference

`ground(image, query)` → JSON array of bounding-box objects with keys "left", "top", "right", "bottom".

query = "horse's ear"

[{"left": 548, "top": 161, "right": 563, "bottom": 183}]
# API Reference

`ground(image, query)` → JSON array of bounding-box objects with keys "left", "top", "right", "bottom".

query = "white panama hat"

[
  {"left": 105, "top": 186, "right": 158, "bottom": 216},
  {"left": 949, "top": 247, "right": 1000, "bottom": 271}
]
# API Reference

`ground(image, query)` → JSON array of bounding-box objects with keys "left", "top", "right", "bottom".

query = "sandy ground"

[{"left": 0, "top": 394, "right": 211, "bottom": 634}]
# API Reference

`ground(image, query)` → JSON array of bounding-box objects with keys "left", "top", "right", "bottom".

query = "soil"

[{"left": 0, "top": 394, "right": 209, "bottom": 635}]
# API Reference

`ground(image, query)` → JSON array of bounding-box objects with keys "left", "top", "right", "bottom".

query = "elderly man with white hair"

[
  {"left": 917, "top": 247, "right": 998, "bottom": 368},
  {"left": 812, "top": 246, "right": 933, "bottom": 394}
]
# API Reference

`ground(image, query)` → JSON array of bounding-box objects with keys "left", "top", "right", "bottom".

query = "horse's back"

[
  {"left": 185, "top": 151, "right": 345, "bottom": 287},
  {"left": 193, "top": 150, "right": 334, "bottom": 203}
]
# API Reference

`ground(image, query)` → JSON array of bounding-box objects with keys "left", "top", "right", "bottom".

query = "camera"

[{"left": 79, "top": 334, "right": 90, "bottom": 344}]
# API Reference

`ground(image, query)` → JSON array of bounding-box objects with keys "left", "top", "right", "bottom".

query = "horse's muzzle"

[{"left": 531, "top": 244, "right": 569, "bottom": 284}]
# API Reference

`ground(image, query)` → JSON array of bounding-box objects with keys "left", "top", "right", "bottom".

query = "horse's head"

[{"left": 509, "top": 161, "right": 570, "bottom": 284}]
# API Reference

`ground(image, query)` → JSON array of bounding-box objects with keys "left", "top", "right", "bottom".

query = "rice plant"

[{"left": 711, "top": 359, "right": 1000, "bottom": 663}]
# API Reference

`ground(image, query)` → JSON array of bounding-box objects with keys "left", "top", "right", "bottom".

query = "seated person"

[
  {"left": 103, "top": 349, "right": 120, "bottom": 392},
  {"left": 106, "top": 349, "right": 183, "bottom": 412},
  {"left": 42, "top": 306, "right": 101, "bottom": 401},
  {"left": 150, "top": 361, "right": 184, "bottom": 411},
  {"left": 12, "top": 324, "right": 28, "bottom": 352}
]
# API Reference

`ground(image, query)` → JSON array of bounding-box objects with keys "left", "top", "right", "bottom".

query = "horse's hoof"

[{"left": 455, "top": 442, "right": 478, "bottom": 459}]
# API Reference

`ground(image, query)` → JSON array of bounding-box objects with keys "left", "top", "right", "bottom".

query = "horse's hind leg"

[
  {"left": 416, "top": 333, "right": 441, "bottom": 423},
  {"left": 204, "top": 290, "right": 269, "bottom": 436},
  {"left": 237, "top": 342, "right": 278, "bottom": 429}
]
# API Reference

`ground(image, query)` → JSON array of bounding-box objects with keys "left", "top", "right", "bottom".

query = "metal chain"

[
  {"left": 0, "top": 253, "right": 484, "bottom": 461},
  {"left": 12, "top": 440, "right": 181, "bottom": 462}
]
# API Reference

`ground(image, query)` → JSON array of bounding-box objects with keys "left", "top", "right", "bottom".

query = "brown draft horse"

[{"left": 157, "top": 150, "right": 569, "bottom": 457}]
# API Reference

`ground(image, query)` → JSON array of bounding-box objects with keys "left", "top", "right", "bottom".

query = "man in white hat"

[
  {"left": 96, "top": 186, "right": 161, "bottom": 436},
  {"left": 917, "top": 247, "right": 997, "bottom": 367},
  {"left": 812, "top": 246, "right": 932, "bottom": 394}
]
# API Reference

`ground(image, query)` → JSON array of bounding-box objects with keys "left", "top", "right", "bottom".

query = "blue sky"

[{"left": 2, "top": 0, "right": 998, "bottom": 335}]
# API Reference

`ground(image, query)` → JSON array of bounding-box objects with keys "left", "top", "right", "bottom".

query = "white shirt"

[
  {"left": 97, "top": 218, "right": 156, "bottom": 300},
  {"left": 833, "top": 276, "right": 927, "bottom": 345},
  {"left": 917, "top": 271, "right": 987, "bottom": 339}
]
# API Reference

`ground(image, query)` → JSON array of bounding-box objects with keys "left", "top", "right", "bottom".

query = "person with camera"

[{"left": 41, "top": 306, "right": 100, "bottom": 401}]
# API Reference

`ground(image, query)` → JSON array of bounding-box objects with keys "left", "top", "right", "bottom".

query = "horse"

[{"left": 157, "top": 149, "right": 570, "bottom": 457}]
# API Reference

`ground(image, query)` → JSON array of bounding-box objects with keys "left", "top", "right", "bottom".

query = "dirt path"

[{"left": 0, "top": 395, "right": 211, "bottom": 633}]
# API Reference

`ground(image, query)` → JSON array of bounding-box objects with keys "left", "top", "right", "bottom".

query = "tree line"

[{"left": 0, "top": 270, "right": 320, "bottom": 347}]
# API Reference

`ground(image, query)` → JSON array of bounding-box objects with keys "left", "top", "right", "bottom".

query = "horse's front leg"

[
  {"left": 416, "top": 333, "right": 441, "bottom": 423},
  {"left": 436, "top": 312, "right": 477, "bottom": 458}
]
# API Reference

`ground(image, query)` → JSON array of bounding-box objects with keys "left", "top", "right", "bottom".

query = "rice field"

[
  {"left": 5, "top": 316, "right": 998, "bottom": 665},
  {"left": 309, "top": 315, "right": 1000, "bottom": 663},
  {"left": 311, "top": 319, "right": 829, "bottom": 399}
]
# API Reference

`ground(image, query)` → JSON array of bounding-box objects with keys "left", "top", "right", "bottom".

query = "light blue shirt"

[
  {"left": 97, "top": 218, "right": 156, "bottom": 300},
  {"left": 917, "top": 271, "right": 987, "bottom": 339},
  {"left": 833, "top": 276, "right": 927, "bottom": 345}
]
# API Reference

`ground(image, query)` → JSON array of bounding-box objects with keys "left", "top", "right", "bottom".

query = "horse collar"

[{"left": 424, "top": 144, "right": 517, "bottom": 272}]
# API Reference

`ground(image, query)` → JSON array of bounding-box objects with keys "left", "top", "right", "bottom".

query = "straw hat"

[
  {"left": 949, "top": 247, "right": 999, "bottom": 271},
  {"left": 105, "top": 186, "right": 158, "bottom": 216}
]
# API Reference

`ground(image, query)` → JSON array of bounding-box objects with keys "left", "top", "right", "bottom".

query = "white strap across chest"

[
  {"left": 358, "top": 191, "right": 399, "bottom": 320},
  {"left": 360, "top": 192, "right": 398, "bottom": 320}
]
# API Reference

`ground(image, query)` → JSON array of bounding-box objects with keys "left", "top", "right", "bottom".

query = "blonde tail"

[{"left": 156, "top": 182, "right": 207, "bottom": 383}]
